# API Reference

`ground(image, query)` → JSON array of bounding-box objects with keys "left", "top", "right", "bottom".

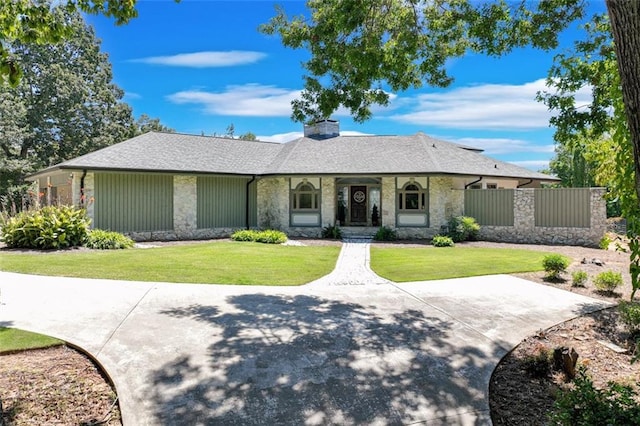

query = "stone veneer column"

[
  {"left": 257, "top": 177, "right": 289, "bottom": 230},
  {"left": 83, "top": 173, "right": 95, "bottom": 228},
  {"left": 513, "top": 189, "right": 535, "bottom": 234},
  {"left": 321, "top": 178, "right": 336, "bottom": 226},
  {"left": 173, "top": 175, "right": 197, "bottom": 237},
  {"left": 590, "top": 188, "right": 607, "bottom": 238},
  {"left": 381, "top": 177, "right": 396, "bottom": 227},
  {"left": 429, "top": 177, "right": 462, "bottom": 229}
]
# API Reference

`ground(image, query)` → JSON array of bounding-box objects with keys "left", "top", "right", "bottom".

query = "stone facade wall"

[
  {"left": 320, "top": 178, "right": 335, "bottom": 227},
  {"left": 478, "top": 188, "right": 607, "bottom": 247},
  {"left": 257, "top": 177, "right": 289, "bottom": 230},
  {"left": 84, "top": 173, "right": 95, "bottom": 226},
  {"left": 173, "top": 175, "right": 197, "bottom": 238},
  {"left": 381, "top": 177, "right": 396, "bottom": 227},
  {"left": 428, "top": 177, "right": 463, "bottom": 232}
]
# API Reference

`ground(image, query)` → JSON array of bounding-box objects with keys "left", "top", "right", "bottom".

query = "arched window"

[
  {"left": 292, "top": 182, "right": 319, "bottom": 211},
  {"left": 398, "top": 182, "right": 426, "bottom": 211}
]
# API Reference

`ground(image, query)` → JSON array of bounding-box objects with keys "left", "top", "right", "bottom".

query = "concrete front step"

[{"left": 339, "top": 226, "right": 378, "bottom": 239}]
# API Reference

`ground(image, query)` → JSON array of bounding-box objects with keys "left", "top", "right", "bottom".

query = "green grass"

[
  {"left": 0, "top": 328, "right": 63, "bottom": 354},
  {"left": 370, "top": 246, "right": 553, "bottom": 282},
  {"left": 0, "top": 242, "right": 340, "bottom": 286}
]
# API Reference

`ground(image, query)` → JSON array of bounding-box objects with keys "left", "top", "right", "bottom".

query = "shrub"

[
  {"left": 542, "top": 254, "right": 570, "bottom": 281},
  {"left": 599, "top": 234, "right": 612, "bottom": 250},
  {"left": 593, "top": 270, "right": 624, "bottom": 293},
  {"left": 549, "top": 367, "right": 640, "bottom": 425},
  {"left": 523, "top": 345, "right": 552, "bottom": 378},
  {"left": 230, "top": 229, "right": 255, "bottom": 242},
  {"left": 85, "top": 229, "right": 134, "bottom": 250},
  {"left": 0, "top": 205, "right": 90, "bottom": 249},
  {"left": 231, "top": 229, "right": 287, "bottom": 244},
  {"left": 321, "top": 224, "right": 342, "bottom": 239},
  {"left": 432, "top": 235, "right": 454, "bottom": 247},
  {"left": 254, "top": 230, "right": 287, "bottom": 244},
  {"left": 619, "top": 301, "right": 640, "bottom": 334},
  {"left": 373, "top": 226, "right": 397, "bottom": 241},
  {"left": 571, "top": 270, "right": 588, "bottom": 287},
  {"left": 447, "top": 216, "right": 480, "bottom": 242}
]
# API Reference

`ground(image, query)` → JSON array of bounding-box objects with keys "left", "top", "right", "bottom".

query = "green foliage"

[
  {"left": 231, "top": 229, "right": 288, "bottom": 244},
  {"left": 600, "top": 234, "right": 612, "bottom": 250},
  {"left": 549, "top": 367, "right": 640, "bottom": 425},
  {"left": 0, "top": 205, "right": 89, "bottom": 249},
  {"left": 261, "top": 0, "right": 584, "bottom": 123},
  {"left": 1, "top": 1, "right": 141, "bottom": 86},
  {"left": 523, "top": 346, "right": 552, "bottom": 378},
  {"left": 542, "top": 254, "right": 570, "bottom": 281},
  {"left": 84, "top": 229, "right": 134, "bottom": 250},
  {"left": 618, "top": 301, "right": 640, "bottom": 334},
  {"left": 373, "top": 226, "right": 397, "bottom": 242},
  {"left": 321, "top": 224, "right": 342, "bottom": 240},
  {"left": 447, "top": 216, "right": 480, "bottom": 243},
  {"left": 593, "top": 270, "right": 624, "bottom": 293},
  {"left": 431, "top": 235, "right": 454, "bottom": 247},
  {"left": 571, "top": 270, "right": 588, "bottom": 287}
]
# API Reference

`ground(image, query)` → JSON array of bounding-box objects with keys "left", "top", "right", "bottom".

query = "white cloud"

[
  {"left": 446, "top": 136, "right": 555, "bottom": 156},
  {"left": 259, "top": 132, "right": 302, "bottom": 143},
  {"left": 167, "top": 84, "right": 301, "bottom": 116},
  {"left": 389, "top": 79, "right": 592, "bottom": 130},
  {"left": 132, "top": 51, "right": 266, "bottom": 67}
]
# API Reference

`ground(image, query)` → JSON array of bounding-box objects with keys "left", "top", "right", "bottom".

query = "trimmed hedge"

[
  {"left": 231, "top": 229, "right": 288, "bottom": 244},
  {"left": 85, "top": 229, "right": 134, "bottom": 250}
]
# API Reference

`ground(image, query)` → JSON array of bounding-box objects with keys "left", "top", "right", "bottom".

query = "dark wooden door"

[{"left": 350, "top": 186, "right": 367, "bottom": 224}]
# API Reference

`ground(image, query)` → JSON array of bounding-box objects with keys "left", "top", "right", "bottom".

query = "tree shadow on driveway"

[{"left": 151, "top": 293, "right": 509, "bottom": 425}]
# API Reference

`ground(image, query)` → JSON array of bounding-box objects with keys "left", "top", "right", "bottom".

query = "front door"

[{"left": 350, "top": 186, "right": 367, "bottom": 224}]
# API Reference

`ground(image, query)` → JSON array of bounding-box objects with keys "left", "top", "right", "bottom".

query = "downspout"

[
  {"left": 465, "top": 177, "right": 482, "bottom": 189},
  {"left": 517, "top": 179, "right": 533, "bottom": 188},
  {"left": 246, "top": 175, "right": 256, "bottom": 230},
  {"left": 79, "top": 170, "right": 87, "bottom": 207}
]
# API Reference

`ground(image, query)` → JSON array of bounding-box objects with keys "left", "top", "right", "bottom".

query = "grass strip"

[
  {"left": 0, "top": 328, "right": 63, "bottom": 354},
  {"left": 370, "top": 246, "right": 551, "bottom": 282},
  {"left": 0, "top": 242, "right": 340, "bottom": 286}
]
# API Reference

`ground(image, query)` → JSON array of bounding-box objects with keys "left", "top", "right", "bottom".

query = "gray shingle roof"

[{"left": 33, "top": 131, "right": 556, "bottom": 181}]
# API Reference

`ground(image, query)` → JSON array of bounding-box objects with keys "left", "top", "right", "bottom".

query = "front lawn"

[
  {"left": 0, "top": 328, "right": 63, "bottom": 354},
  {"left": 0, "top": 242, "right": 341, "bottom": 286},
  {"left": 370, "top": 246, "right": 551, "bottom": 282}
]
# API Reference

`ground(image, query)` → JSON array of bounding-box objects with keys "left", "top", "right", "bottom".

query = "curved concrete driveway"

[{"left": 0, "top": 240, "right": 610, "bottom": 425}]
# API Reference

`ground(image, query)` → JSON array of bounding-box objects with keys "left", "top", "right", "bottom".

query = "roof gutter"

[
  {"left": 246, "top": 175, "right": 256, "bottom": 229},
  {"left": 517, "top": 179, "right": 534, "bottom": 188},
  {"left": 465, "top": 176, "right": 482, "bottom": 189}
]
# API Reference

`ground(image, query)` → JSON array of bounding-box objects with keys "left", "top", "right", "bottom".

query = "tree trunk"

[{"left": 606, "top": 0, "right": 640, "bottom": 205}]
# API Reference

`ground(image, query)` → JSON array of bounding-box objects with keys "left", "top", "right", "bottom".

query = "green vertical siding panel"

[
  {"left": 464, "top": 189, "right": 514, "bottom": 226},
  {"left": 535, "top": 188, "right": 590, "bottom": 228},
  {"left": 94, "top": 173, "right": 173, "bottom": 232},
  {"left": 197, "top": 176, "right": 248, "bottom": 228}
]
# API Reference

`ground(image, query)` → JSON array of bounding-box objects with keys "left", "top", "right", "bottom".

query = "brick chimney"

[{"left": 303, "top": 119, "right": 340, "bottom": 140}]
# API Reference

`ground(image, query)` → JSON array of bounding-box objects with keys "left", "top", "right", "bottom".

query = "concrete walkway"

[{"left": 0, "top": 241, "right": 611, "bottom": 425}]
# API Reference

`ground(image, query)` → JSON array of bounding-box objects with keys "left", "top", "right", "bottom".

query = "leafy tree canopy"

[
  {"left": 261, "top": 0, "right": 585, "bottom": 123},
  {"left": 0, "top": 0, "right": 144, "bottom": 86}
]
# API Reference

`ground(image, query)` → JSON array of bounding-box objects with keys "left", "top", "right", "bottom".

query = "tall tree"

[
  {"left": 1, "top": 0, "right": 140, "bottom": 85},
  {"left": 135, "top": 114, "right": 175, "bottom": 134},
  {"left": 0, "top": 9, "right": 136, "bottom": 199}
]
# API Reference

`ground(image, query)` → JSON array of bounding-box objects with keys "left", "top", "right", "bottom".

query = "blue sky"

[{"left": 86, "top": 0, "right": 607, "bottom": 171}]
